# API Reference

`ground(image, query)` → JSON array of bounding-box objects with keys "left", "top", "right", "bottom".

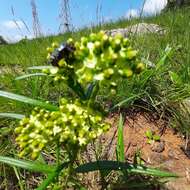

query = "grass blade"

[
  {"left": 116, "top": 114, "right": 125, "bottom": 162},
  {"left": 75, "top": 160, "right": 177, "bottom": 177},
  {"left": 15, "top": 73, "right": 47, "bottom": 80},
  {"left": 27, "top": 66, "right": 54, "bottom": 70},
  {"left": 169, "top": 71, "right": 182, "bottom": 85},
  {"left": 13, "top": 167, "right": 25, "bottom": 190},
  {"left": 0, "top": 113, "right": 25, "bottom": 119},
  {"left": 36, "top": 172, "right": 57, "bottom": 190},
  {"left": 110, "top": 94, "right": 142, "bottom": 111},
  {"left": 0, "top": 156, "right": 55, "bottom": 174},
  {"left": 0, "top": 90, "right": 59, "bottom": 111}
]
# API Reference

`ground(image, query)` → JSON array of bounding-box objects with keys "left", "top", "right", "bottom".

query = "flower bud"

[
  {"left": 58, "top": 59, "right": 67, "bottom": 67},
  {"left": 136, "top": 62, "right": 145, "bottom": 73},
  {"left": 50, "top": 67, "right": 59, "bottom": 74},
  {"left": 52, "top": 42, "right": 59, "bottom": 48},
  {"left": 124, "top": 69, "right": 133, "bottom": 78},
  {"left": 126, "top": 50, "right": 138, "bottom": 60},
  {"left": 110, "top": 88, "right": 116, "bottom": 95},
  {"left": 46, "top": 47, "right": 54, "bottom": 53}
]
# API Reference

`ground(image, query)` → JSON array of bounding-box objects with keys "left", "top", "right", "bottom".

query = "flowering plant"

[
  {"left": 0, "top": 31, "right": 175, "bottom": 189},
  {"left": 14, "top": 31, "right": 143, "bottom": 161}
]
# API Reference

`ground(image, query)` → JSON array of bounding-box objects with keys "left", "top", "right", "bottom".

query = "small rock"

[
  {"left": 151, "top": 141, "right": 165, "bottom": 153},
  {"left": 105, "top": 22, "right": 166, "bottom": 37}
]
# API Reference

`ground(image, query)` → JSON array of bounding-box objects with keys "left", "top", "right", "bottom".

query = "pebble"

[{"left": 151, "top": 141, "right": 165, "bottom": 153}]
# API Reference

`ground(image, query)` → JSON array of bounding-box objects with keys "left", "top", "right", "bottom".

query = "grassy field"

[{"left": 0, "top": 6, "right": 190, "bottom": 189}]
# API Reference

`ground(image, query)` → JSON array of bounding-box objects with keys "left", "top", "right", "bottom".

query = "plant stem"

[
  {"left": 56, "top": 142, "right": 60, "bottom": 167},
  {"left": 67, "top": 76, "right": 86, "bottom": 100},
  {"left": 87, "top": 82, "right": 100, "bottom": 108},
  {"left": 55, "top": 142, "right": 61, "bottom": 184},
  {"left": 63, "top": 147, "right": 78, "bottom": 189}
]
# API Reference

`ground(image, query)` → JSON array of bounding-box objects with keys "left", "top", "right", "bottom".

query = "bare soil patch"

[{"left": 82, "top": 111, "right": 190, "bottom": 190}]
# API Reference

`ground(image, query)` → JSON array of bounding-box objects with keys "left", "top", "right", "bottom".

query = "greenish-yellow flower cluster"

[
  {"left": 15, "top": 99, "right": 110, "bottom": 159},
  {"left": 45, "top": 31, "right": 144, "bottom": 93}
]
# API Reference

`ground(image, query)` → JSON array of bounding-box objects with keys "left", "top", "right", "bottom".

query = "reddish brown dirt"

[{"left": 82, "top": 111, "right": 190, "bottom": 190}]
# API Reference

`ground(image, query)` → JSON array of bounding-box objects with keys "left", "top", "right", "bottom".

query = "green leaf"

[
  {"left": 145, "top": 130, "right": 153, "bottom": 139},
  {"left": 75, "top": 161, "right": 177, "bottom": 177},
  {"left": 0, "top": 127, "right": 12, "bottom": 136},
  {"left": 36, "top": 154, "right": 47, "bottom": 165},
  {"left": 0, "top": 90, "right": 59, "bottom": 111},
  {"left": 169, "top": 71, "right": 182, "bottom": 85},
  {"left": 156, "top": 45, "right": 172, "bottom": 70},
  {"left": 0, "top": 156, "right": 55, "bottom": 174},
  {"left": 15, "top": 73, "right": 47, "bottom": 80},
  {"left": 0, "top": 113, "right": 25, "bottom": 119},
  {"left": 133, "top": 150, "right": 144, "bottom": 165},
  {"left": 13, "top": 166, "right": 25, "bottom": 190},
  {"left": 116, "top": 114, "right": 125, "bottom": 162},
  {"left": 147, "top": 139, "right": 153, "bottom": 144},
  {"left": 27, "top": 66, "right": 54, "bottom": 70},
  {"left": 85, "top": 83, "right": 95, "bottom": 99},
  {"left": 153, "top": 135, "right": 160, "bottom": 141},
  {"left": 141, "top": 57, "right": 155, "bottom": 68},
  {"left": 36, "top": 162, "right": 70, "bottom": 190},
  {"left": 36, "top": 172, "right": 57, "bottom": 190}
]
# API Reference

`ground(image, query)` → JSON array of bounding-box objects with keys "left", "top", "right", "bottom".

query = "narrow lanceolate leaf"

[
  {"left": 27, "top": 66, "right": 54, "bottom": 70},
  {"left": 15, "top": 73, "right": 47, "bottom": 80},
  {"left": 116, "top": 114, "right": 125, "bottom": 162},
  {"left": 169, "top": 71, "right": 182, "bottom": 85},
  {"left": 0, "top": 113, "right": 25, "bottom": 119},
  {"left": 156, "top": 45, "right": 172, "bottom": 69},
  {"left": 0, "top": 156, "right": 55, "bottom": 174},
  {"left": 0, "top": 90, "right": 59, "bottom": 111},
  {"left": 85, "top": 83, "right": 95, "bottom": 99},
  {"left": 75, "top": 161, "right": 177, "bottom": 178},
  {"left": 36, "top": 172, "right": 57, "bottom": 190},
  {"left": 36, "top": 162, "right": 70, "bottom": 190}
]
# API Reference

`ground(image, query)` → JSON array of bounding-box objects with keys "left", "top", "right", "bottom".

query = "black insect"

[{"left": 48, "top": 43, "right": 75, "bottom": 67}]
